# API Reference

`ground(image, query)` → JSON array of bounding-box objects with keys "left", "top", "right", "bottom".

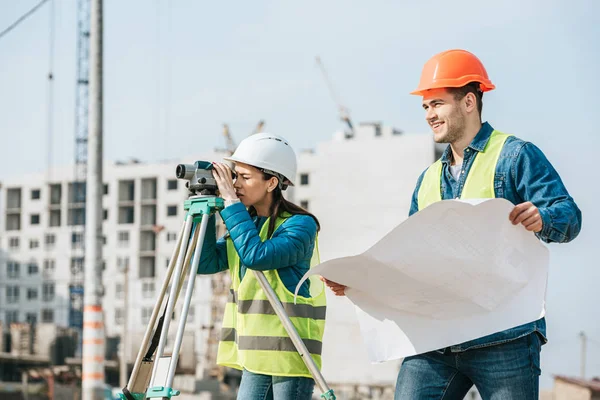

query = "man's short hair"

[{"left": 448, "top": 82, "right": 483, "bottom": 118}]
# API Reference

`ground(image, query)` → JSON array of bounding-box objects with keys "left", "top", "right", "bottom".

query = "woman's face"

[{"left": 232, "top": 162, "right": 277, "bottom": 207}]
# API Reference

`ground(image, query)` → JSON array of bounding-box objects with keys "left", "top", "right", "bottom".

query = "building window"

[
  {"left": 30, "top": 214, "right": 40, "bottom": 225},
  {"left": 7, "top": 188, "right": 22, "bottom": 209},
  {"left": 45, "top": 234, "right": 56, "bottom": 249},
  {"left": 119, "top": 180, "right": 135, "bottom": 202},
  {"left": 68, "top": 208, "right": 86, "bottom": 226},
  {"left": 6, "top": 214, "right": 21, "bottom": 231},
  {"left": 167, "top": 179, "right": 178, "bottom": 190},
  {"left": 142, "top": 281, "right": 155, "bottom": 298},
  {"left": 71, "top": 257, "right": 84, "bottom": 278},
  {"left": 71, "top": 232, "right": 84, "bottom": 249},
  {"left": 117, "top": 257, "right": 130, "bottom": 271},
  {"left": 115, "top": 283, "right": 124, "bottom": 299},
  {"left": 26, "top": 313, "right": 37, "bottom": 325},
  {"left": 41, "top": 309, "right": 54, "bottom": 323},
  {"left": 300, "top": 173, "right": 309, "bottom": 186},
  {"left": 115, "top": 308, "right": 124, "bottom": 325},
  {"left": 43, "top": 259, "right": 55, "bottom": 276},
  {"left": 7, "top": 261, "right": 20, "bottom": 278},
  {"left": 166, "top": 258, "right": 170, "bottom": 268},
  {"left": 9, "top": 237, "right": 19, "bottom": 249},
  {"left": 139, "top": 257, "right": 155, "bottom": 278},
  {"left": 118, "top": 231, "right": 130, "bottom": 247},
  {"left": 42, "top": 283, "right": 55, "bottom": 302},
  {"left": 30, "top": 239, "right": 39, "bottom": 249},
  {"left": 27, "top": 288, "right": 38, "bottom": 300},
  {"left": 6, "top": 310, "right": 19, "bottom": 324},
  {"left": 31, "top": 189, "right": 41, "bottom": 200},
  {"left": 141, "top": 308, "right": 153, "bottom": 324},
  {"left": 50, "top": 210, "right": 61, "bottom": 227},
  {"left": 7, "top": 286, "right": 20, "bottom": 303},
  {"left": 103, "top": 209, "right": 108, "bottom": 220},
  {"left": 118, "top": 206, "right": 135, "bottom": 224},
  {"left": 300, "top": 200, "right": 309, "bottom": 210},
  {"left": 28, "top": 262, "right": 39, "bottom": 275},
  {"left": 167, "top": 205, "right": 178, "bottom": 217},
  {"left": 50, "top": 184, "right": 62, "bottom": 205},
  {"left": 103, "top": 183, "right": 109, "bottom": 195},
  {"left": 167, "top": 232, "right": 177, "bottom": 242}
]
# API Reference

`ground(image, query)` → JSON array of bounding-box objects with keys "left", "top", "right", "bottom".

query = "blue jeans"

[
  {"left": 237, "top": 369, "right": 315, "bottom": 400},
  {"left": 395, "top": 333, "right": 542, "bottom": 400}
]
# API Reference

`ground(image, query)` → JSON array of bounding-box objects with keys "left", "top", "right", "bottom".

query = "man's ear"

[{"left": 464, "top": 92, "right": 477, "bottom": 113}]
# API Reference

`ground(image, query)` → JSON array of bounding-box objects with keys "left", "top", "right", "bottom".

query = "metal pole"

[
  {"left": 252, "top": 270, "right": 334, "bottom": 397},
  {"left": 127, "top": 222, "right": 185, "bottom": 388},
  {"left": 165, "top": 214, "right": 209, "bottom": 390},
  {"left": 580, "top": 331, "right": 587, "bottom": 379},
  {"left": 149, "top": 214, "right": 194, "bottom": 385},
  {"left": 119, "top": 262, "right": 129, "bottom": 388},
  {"left": 82, "top": 0, "right": 104, "bottom": 398}
]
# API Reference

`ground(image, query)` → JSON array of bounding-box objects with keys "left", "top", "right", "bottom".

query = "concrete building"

[
  {"left": 0, "top": 123, "right": 435, "bottom": 390},
  {"left": 551, "top": 376, "right": 600, "bottom": 400}
]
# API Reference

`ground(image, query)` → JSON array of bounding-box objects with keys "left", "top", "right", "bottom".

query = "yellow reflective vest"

[
  {"left": 418, "top": 130, "right": 512, "bottom": 210},
  {"left": 216, "top": 213, "right": 326, "bottom": 378}
]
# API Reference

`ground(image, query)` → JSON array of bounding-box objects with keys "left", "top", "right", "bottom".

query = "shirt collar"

[{"left": 440, "top": 121, "right": 495, "bottom": 165}]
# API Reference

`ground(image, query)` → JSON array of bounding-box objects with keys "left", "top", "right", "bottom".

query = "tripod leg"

[
  {"left": 149, "top": 214, "right": 195, "bottom": 387},
  {"left": 252, "top": 270, "right": 336, "bottom": 399},
  {"left": 126, "top": 220, "right": 186, "bottom": 391},
  {"left": 164, "top": 212, "right": 210, "bottom": 391}
]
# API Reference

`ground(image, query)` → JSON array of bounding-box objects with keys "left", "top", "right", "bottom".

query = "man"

[{"left": 324, "top": 49, "right": 582, "bottom": 399}]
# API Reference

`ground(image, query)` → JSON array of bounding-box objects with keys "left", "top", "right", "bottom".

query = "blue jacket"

[
  {"left": 196, "top": 202, "right": 318, "bottom": 298},
  {"left": 410, "top": 122, "right": 582, "bottom": 351}
]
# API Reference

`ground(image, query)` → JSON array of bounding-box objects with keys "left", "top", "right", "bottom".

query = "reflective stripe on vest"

[
  {"left": 216, "top": 212, "right": 326, "bottom": 378},
  {"left": 418, "top": 130, "right": 511, "bottom": 210}
]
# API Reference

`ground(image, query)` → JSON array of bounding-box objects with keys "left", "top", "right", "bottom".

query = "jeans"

[
  {"left": 395, "top": 333, "right": 542, "bottom": 400},
  {"left": 237, "top": 369, "right": 315, "bottom": 400}
]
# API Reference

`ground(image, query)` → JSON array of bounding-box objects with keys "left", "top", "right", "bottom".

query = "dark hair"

[
  {"left": 248, "top": 171, "right": 321, "bottom": 238},
  {"left": 448, "top": 82, "right": 483, "bottom": 119}
]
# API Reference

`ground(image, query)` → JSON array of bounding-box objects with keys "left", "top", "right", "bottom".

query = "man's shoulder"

[{"left": 499, "top": 131, "right": 531, "bottom": 157}]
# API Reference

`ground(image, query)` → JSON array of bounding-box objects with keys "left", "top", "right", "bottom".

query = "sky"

[{"left": 1, "top": 0, "right": 599, "bottom": 390}]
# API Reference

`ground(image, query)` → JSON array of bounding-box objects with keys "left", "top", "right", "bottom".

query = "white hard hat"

[{"left": 224, "top": 133, "right": 297, "bottom": 187}]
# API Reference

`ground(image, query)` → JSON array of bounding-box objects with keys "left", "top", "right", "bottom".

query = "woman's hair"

[{"left": 248, "top": 170, "right": 321, "bottom": 238}]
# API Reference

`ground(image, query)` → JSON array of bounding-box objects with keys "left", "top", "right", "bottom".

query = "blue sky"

[{"left": 1, "top": 0, "right": 598, "bottom": 389}]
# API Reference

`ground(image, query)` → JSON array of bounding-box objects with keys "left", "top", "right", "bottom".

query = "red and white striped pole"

[{"left": 82, "top": 0, "right": 105, "bottom": 398}]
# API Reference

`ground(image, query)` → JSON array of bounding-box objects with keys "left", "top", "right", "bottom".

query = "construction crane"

[
  {"left": 315, "top": 56, "right": 355, "bottom": 137},
  {"left": 70, "top": 0, "right": 91, "bottom": 357},
  {"left": 221, "top": 120, "right": 265, "bottom": 155}
]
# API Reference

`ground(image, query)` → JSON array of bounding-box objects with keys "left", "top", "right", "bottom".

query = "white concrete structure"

[{"left": 0, "top": 123, "right": 435, "bottom": 385}]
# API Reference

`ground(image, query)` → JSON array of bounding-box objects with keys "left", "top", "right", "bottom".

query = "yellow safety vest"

[
  {"left": 418, "top": 130, "right": 512, "bottom": 210},
  {"left": 216, "top": 213, "right": 326, "bottom": 378}
]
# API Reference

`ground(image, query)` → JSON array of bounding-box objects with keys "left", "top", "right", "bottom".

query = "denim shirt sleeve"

[
  {"left": 512, "top": 142, "right": 582, "bottom": 243},
  {"left": 409, "top": 169, "right": 427, "bottom": 217},
  {"left": 196, "top": 214, "right": 229, "bottom": 274},
  {"left": 220, "top": 202, "right": 318, "bottom": 271}
]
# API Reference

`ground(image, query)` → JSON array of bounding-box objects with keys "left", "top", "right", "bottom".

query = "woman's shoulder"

[{"left": 280, "top": 213, "right": 318, "bottom": 232}]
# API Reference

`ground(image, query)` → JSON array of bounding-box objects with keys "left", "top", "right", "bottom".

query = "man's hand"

[
  {"left": 320, "top": 277, "right": 347, "bottom": 296},
  {"left": 509, "top": 201, "right": 543, "bottom": 233}
]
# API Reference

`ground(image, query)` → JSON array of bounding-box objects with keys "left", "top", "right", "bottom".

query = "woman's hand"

[{"left": 212, "top": 162, "right": 238, "bottom": 201}]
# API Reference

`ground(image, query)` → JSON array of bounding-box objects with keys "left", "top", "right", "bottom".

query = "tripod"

[{"left": 120, "top": 194, "right": 336, "bottom": 400}]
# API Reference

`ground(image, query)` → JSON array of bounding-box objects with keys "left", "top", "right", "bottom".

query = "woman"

[{"left": 197, "top": 133, "right": 326, "bottom": 400}]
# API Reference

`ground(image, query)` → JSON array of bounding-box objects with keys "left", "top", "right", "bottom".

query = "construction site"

[{"left": 1, "top": 1, "right": 598, "bottom": 400}]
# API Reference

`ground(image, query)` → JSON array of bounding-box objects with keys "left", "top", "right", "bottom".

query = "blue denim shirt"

[{"left": 410, "top": 122, "right": 582, "bottom": 351}]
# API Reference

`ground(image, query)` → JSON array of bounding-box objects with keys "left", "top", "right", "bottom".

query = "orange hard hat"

[{"left": 410, "top": 49, "right": 495, "bottom": 96}]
